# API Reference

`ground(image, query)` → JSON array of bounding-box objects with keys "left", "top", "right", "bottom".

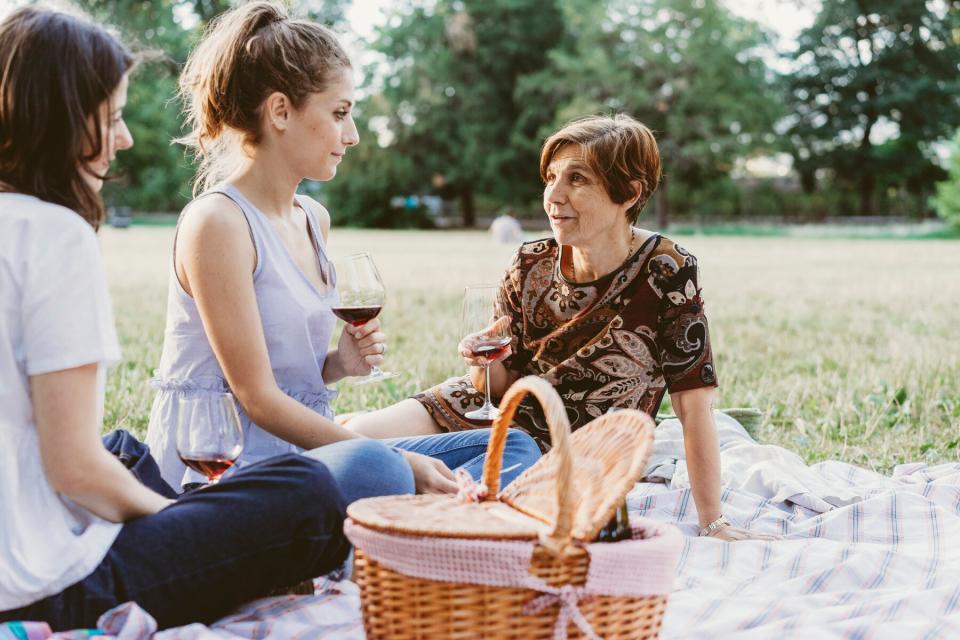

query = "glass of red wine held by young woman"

[
  {"left": 460, "top": 284, "right": 512, "bottom": 421},
  {"left": 175, "top": 392, "right": 244, "bottom": 485},
  {"left": 331, "top": 252, "right": 399, "bottom": 384}
]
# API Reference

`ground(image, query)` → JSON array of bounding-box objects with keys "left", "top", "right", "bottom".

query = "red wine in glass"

[
  {"left": 461, "top": 285, "right": 509, "bottom": 421},
  {"left": 331, "top": 305, "right": 382, "bottom": 327},
  {"left": 175, "top": 392, "right": 244, "bottom": 487},
  {"left": 178, "top": 452, "right": 237, "bottom": 483},
  {"left": 332, "top": 252, "right": 399, "bottom": 383},
  {"left": 470, "top": 336, "right": 511, "bottom": 360}
]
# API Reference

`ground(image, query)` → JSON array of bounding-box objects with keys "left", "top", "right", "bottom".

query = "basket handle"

[{"left": 480, "top": 376, "right": 575, "bottom": 550}]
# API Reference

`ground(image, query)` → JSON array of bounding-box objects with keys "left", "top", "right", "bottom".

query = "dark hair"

[
  {"left": 540, "top": 114, "right": 662, "bottom": 224},
  {"left": 178, "top": 1, "right": 351, "bottom": 192},
  {"left": 0, "top": 6, "right": 133, "bottom": 229}
]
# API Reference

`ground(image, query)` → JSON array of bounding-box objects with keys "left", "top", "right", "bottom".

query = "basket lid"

[
  {"left": 499, "top": 410, "right": 653, "bottom": 543},
  {"left": 346, "top": 494, "right": 545, "bottom": 540},
  {"left": 346, "top": 377, "right": 655, "bottom": 548}
]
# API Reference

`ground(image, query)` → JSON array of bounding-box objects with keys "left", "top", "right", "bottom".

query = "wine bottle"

[{"left": 594, "top": 501, "right": 631, "bottom": 542}]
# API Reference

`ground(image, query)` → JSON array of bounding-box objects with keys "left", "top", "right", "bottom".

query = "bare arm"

[
  {"left": 33, "top": 364, "right": 171, "bottom": 522},
  {"left": 176, "top": 197, "right": 360, "bottom": 449},
  {"left": 672, "top": 386, "right": 779, "bottom": 541},
  {"left": 671, "top": 386, "right": 723, "bottom": 528}
]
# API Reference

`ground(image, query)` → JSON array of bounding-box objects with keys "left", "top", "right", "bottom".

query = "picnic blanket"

[
  {"left": 0, "top": 577, "right": 364, "bottom": 639},
  {"left": 6, "top": 412, "right": 960, "bottom": 638},
  {"left": 633, "top": 414, "right": 960, "bottom": 639}
]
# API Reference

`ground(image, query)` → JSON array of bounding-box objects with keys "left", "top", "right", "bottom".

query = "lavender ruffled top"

[{"left": 145, "top": 185, "right": 338, "bottom": 489}]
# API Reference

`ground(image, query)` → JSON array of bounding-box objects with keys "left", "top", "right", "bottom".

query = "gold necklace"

[{"left": 570, "top": 227, "right": 636, "bottom": 282}]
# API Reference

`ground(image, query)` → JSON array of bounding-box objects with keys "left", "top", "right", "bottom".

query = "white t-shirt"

[{"left": 0, "top": 193, "right": 122, "bottom": 610}]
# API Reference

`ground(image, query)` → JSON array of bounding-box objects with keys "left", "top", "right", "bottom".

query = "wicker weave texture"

[
  {"left": 355, "top": 549, "right": 668, "bottom": 640},
  {"left": 499, "top": 409, "right": 655, "bottom": 543},
  {"left": 346, "top": 494, "right": 545, "bottom": 540},
  {"left": 347, "top": 377, "right": 672, "bottom": 640}
]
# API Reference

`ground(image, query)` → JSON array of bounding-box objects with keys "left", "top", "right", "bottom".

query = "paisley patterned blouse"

[{"left": 413, "top": 233, "right": 718, "bottom": 450}]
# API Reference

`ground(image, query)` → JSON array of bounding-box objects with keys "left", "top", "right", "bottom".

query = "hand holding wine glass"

[
  {"left": 335, "top": 316, "right": 388, "bottom": 377},
  {"left": 458, "top": 316, "right": 513, "bottom": 367},
  {"left": 331, "top": 252, "right": 399, "bottom": 384},
  {"left": 461, "top": 285, "right": 511, "bottom": 421},
  {"left": 175, "top": 392, "right": 244, "bottom": 485}
]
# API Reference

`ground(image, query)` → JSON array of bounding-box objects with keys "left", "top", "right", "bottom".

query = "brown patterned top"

[{"left": 414, "top": 233, "right": 717, "bottom": 450}]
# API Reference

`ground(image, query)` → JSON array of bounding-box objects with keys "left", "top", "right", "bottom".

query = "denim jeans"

[
  {"left": 388, "top": 428, "right": 541, "bottom": 488},
  {"left": 305, "top": 428, "right": 542, "bottom": 503},
  {"left": 0, "top": 432, "right": 405, "bottom": 631},
  {"left": 1, "top": 429, "right": 541, "bottom": 630}
]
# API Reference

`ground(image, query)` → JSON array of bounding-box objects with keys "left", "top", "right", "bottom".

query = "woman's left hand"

[
  {"left": 708, "top": 525, "right": 781, "bottom": 542},
  {"left": 335, "top": 318, "right": 387, "bottom": 377}
]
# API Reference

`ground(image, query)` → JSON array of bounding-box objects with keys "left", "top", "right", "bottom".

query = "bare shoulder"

[
  {"left": 179, "top": 193, "right": 248, "bottom": 239},
  {"left": 180, "top": 193, "right": 247, "bottom": 230},
  {"left": 176, "top": 193, "right": 255, "bottom": 273},
  {"left": 298, "top": 194, "right": 331, "bottom": 242}
]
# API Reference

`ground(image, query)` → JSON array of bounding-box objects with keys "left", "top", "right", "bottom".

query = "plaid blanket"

[
  {"left": 0, "top": 578, "right": 364, "bottom": 640},
  {"left": 7, "top": 421, "right": 960, "bottom": 639},
  {"left": 631, "top": 462, "right": 960, "bottom": 639}
]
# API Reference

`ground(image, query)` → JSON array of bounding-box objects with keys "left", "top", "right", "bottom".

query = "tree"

[
  {"left": 322, "top": 95, "right": 432, "bottom": 228},
  {"left": 787, "top": 0, "right": 960, "bottom": 216},
  {"left": 80, "top": 0, "right": 197, "bottom": 213},
  {"left": 518, "top": 0, "right": 782, "bottom": 227},
  {"left": 931, "top": 130, "right": 960, "bottom": 229},
  {"left": 331, "top": 0, "right": 566, "bottom": 227}
]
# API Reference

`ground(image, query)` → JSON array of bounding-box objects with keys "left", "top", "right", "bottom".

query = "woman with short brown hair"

[{"left": 352, "top": 114, "right": 773, "bottom": 541}]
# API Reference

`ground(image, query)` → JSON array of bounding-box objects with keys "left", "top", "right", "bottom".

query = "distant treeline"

[{"left": 83, "top": 0, "right": 960, "bottom": 227}]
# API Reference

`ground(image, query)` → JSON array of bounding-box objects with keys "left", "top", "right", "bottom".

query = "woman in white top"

[{"left": 0, "top": 6, "right": 370, "bottom": 630}]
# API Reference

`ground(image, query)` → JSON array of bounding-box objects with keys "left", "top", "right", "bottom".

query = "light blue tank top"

[{"left": 145, "top": 184, "right": 338, "bottom": 489}]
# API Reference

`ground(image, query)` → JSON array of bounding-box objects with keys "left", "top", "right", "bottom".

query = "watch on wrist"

[{"left": 698, "top": 515, "right": 731, "bottom": 537}]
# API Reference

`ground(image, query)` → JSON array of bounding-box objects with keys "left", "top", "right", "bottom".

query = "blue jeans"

[
  {"left": 0, "top": 446, "right": 349, "bottom": 631},
  {"left": 305, "top": 428, "right": 542, "bottom": 503},
  {"left": 1, "top": 429, "right": 540, "bottom": 630}
]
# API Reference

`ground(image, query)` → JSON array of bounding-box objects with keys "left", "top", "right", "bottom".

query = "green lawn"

[{"left": 99, "top": 227, "right": 960, "bottom": 472}]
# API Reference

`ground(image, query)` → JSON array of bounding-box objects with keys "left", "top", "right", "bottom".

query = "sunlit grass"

[{"left": 99, "top": 227, "right": 960, "bottom": 472}]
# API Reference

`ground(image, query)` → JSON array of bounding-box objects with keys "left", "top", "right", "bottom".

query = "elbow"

[
  {"left": 45, "top": 450, "right": 102, "bottom": 497},
  {"left": 231, "top": 382, "right": 281, "bottom": 427}
]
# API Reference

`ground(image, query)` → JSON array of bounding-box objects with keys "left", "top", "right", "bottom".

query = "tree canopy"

[
  {"left": 786, "top": 0, "right": 960, "bottom": 215},
  {"left": 63, "top": 0, "right": 960, "bottom": 227}
]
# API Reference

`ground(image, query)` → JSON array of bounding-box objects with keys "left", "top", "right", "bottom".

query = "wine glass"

[
  {"left": 331, "top": 252, "right": 399, "bottom": 384},
  {"left": 461, "top": 284, "right": 511, "bottom": 422},
  {"left": 175, "top": 392, "right": 244, "bottom": 485}
]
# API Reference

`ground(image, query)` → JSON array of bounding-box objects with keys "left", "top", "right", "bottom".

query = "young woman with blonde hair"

[{"left": 144, "top": 1, "right": 540, "bottom": 498}]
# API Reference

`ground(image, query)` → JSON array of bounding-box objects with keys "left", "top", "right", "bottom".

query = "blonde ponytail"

[{"left": 177, "top": 1, "right": 350, "bottom": 193}]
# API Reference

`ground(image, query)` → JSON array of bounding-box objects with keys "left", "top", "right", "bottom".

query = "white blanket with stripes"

[{"left": 633, "top": 414, "right": 960, "bottom": 639}]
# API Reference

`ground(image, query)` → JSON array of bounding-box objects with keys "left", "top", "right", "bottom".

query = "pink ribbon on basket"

[
  {"left": 455, "top": 467, "right": 489, "bottom": 503},
  {"left": 522, "top": 584, "right": 600, "bottom": 640}
]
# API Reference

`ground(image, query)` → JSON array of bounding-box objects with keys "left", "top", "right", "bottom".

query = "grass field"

[{"left": 99, "top": 227, "right": 960, "bottom": 472}]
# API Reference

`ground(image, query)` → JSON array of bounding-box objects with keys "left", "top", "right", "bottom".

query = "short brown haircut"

[{"left": 539, "top": 114, "right": 662, "bottom": 224}]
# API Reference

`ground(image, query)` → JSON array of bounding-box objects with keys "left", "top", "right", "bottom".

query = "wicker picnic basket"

[{"left": 344, "top": 376, "right": 682, "bottom": 639}]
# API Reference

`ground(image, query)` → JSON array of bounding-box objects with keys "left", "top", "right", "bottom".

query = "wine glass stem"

[{"left": 482, "top": 365, "right": 494, "bottom": 410}]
